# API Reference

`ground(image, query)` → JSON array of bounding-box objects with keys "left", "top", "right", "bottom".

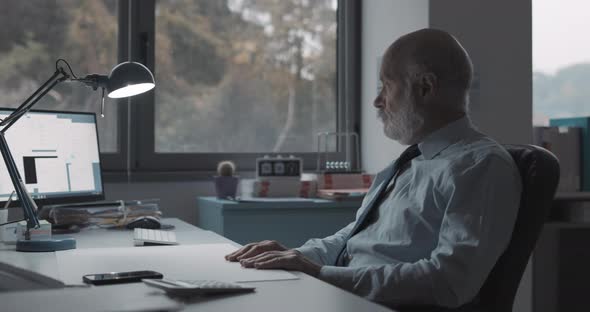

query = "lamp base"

[{"left": 16, "top": 237, "right": 76, "bottom": 252}]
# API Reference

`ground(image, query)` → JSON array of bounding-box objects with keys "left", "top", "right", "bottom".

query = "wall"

[
  {"left": 361, "top": 0, "right": 532, "bottom": 174},
  {"left": 429, "top": 2, "right": 533, "bottom": 312},
  {"left": 360, "top": 0, "right": 429, "bottom": 174},
  {"left": 429, "top": 0, "right": 532, "bottom": 146}
]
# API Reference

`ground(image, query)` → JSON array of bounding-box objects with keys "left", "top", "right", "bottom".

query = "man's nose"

[{"left": 374, "top": 94, "right": 384, "bottom": 109}]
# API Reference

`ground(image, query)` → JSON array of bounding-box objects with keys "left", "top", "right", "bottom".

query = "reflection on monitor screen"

[{"left": 0, "top": 109, "right": 104, "bottom": 206}]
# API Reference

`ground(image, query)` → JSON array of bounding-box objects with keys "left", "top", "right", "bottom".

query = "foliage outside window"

[
  {"left": 0, "top": 0, "right": 118, "bottom": 152},
  {"left": 533, "top": 0, "right": 590, "bottom": 125},
  {"left": 154, "top": 0, "right": 338, "bottom": 153}
]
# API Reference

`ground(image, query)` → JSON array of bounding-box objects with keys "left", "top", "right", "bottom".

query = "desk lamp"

[{"left": 0, "top": 59, "right": 155, "bottom": 252}]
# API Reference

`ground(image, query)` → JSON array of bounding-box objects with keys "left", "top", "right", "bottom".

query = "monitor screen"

[{"left": 0, "top": 109, "right": 104, "bottom": 207}]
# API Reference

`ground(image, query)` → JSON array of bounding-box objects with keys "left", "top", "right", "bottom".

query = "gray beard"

[{"left": 378, "top": 99, "right": 424, "bottom": 145}]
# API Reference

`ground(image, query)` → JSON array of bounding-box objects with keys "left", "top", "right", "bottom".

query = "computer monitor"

[{"left": 0, "top": 109, "right": 104, "bottom": 208}]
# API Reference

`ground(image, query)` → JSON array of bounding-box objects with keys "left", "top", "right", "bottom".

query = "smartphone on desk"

[{"left": 83, "top": 270, "right": 163, "bottom": 285}]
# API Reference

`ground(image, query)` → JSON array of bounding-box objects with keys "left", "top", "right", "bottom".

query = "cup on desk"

[{"left": 214, "top": 176, "right": 239, "bottom": 199}]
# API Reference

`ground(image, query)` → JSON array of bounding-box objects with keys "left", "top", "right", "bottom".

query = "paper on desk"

[{"left": 56, "top": 243, "right": 298, "bottom": 285}]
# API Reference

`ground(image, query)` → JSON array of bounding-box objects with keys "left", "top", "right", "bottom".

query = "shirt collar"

[{"left": 418, "top": 116, "right": 478, "bottom": 160}]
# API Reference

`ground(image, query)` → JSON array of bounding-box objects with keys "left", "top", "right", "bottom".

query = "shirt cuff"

[{"left": 294, "top": 246, "right": 323, "bottom": 264}]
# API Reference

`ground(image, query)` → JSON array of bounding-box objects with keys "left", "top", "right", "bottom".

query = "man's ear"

[{"left": 419, "top": 72, "right": 437, "bottom": 97}]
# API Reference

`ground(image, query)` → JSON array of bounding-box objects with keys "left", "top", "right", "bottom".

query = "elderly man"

[{"left": 225, "top": 28, "right": 521, "bottom": 309}]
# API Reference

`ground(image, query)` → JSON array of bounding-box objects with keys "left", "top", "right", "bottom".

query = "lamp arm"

[
  {"left": 0, "top": 69, "right": 69, "bottom": 131},
  {"left": 72, "top": 74, "right": 109, "bottom": 91},
  {"left": 72, "top": 74, "right": 109, "bottom": 118},
  {"left": 0, "top": 67, "right": 70, "bottom": 232},
  {"left": 0, "top": 134, "right": 39, "bottom": 231}
]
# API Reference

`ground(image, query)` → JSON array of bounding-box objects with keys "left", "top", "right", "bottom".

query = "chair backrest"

[
  {"left": 397, "top": 145, "right": 560, "bottom": 312},
  {"left": 476, "top": 144, "right": 560, "bottom": 312}
]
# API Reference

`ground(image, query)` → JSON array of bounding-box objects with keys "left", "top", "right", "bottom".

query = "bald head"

[{"left": 382, "top": 28, "right": 473, "bottom": 112}]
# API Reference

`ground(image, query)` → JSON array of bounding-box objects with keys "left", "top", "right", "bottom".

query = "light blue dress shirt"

[{"left": 296, "top": 117, "right": 522, "bottom": 308}]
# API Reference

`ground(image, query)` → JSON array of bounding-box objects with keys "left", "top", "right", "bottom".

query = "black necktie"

[{"left": 333, "top": 144, "right": 422, "bottom": 266}]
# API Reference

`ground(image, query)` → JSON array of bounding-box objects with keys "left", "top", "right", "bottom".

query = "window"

[
  {"left": 1, "top": 0, "right": 359, "bottom": 177},
  {"left": 154, "top": 0, "right": 338, "bottom": 154},
  {"left": 133, "top": 0, "right": 359, "bottom": 174},
  {"left": 533, "top": 0, "right": 590, "bottom": 125},
  {"left": 0, "top": 0, "right": 119, "bottom": 153}
]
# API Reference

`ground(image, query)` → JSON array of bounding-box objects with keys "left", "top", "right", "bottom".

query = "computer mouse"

[{"left": 126, "top": 216, "right": 162, "bottom": 229}]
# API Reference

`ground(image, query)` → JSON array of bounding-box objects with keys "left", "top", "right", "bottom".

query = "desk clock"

[{"left": 256, "top": 156, "right": 302, "bottom": 179}]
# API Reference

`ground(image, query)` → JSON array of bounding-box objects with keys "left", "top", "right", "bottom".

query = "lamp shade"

[{"left": 106, "top": 62, "right": 155, "bottom": 98}]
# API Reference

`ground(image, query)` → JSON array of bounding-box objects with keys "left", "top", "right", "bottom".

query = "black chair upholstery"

[
  {"left": 475, "top": 144, "right": 559, "bottom": 312},
  {"left": 398, "top": 144, "right": 560, "bottom": 312}
]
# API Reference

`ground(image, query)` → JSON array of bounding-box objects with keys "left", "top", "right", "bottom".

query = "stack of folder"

[
  {"left": 39, "top": 199, "right": 161, "bottom": 228},
  {"left": 316, "top": 173, "right": 373, "bottom": 201}
]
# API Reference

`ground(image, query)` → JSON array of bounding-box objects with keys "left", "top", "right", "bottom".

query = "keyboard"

[
  {"left": 143, "top": 278, "right": 255, "bottom": 296},
  {"left": 133, "top": 228, "right": 178, "bottom": 246}
]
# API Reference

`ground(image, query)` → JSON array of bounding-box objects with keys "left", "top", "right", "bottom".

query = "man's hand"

[
  {"left": 225, "top": 240, "right": 287, "bottom": 262},
  {"left": 239, "top": 249, "right": 322, "bottom": 278},
  {"left": 225, "top": 241, "right": 322, "bottom": 277}
]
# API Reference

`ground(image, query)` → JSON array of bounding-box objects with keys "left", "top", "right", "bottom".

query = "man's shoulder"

[
  {"left": 443, "top": 135, "right": 518, "bottom": 176},
  {"left": 433, "top": 135, "right": 522, "bottom": 204}
]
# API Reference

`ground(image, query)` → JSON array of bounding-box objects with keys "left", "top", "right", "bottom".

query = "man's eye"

[{"left": 377, "top": 81, "right": 384, "bottom": 94}]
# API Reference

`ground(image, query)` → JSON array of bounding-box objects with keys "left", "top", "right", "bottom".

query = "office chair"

[
  {"left": 474, "top": 144, "right": 559, "bottom": 312},
  {"left": 399, "top": 144, "right": 560, "bottom": 312}
]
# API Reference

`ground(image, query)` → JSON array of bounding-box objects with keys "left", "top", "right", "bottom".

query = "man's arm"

[
  {"left": 294, "top": 221, "right": 355, "bottom": 265},
  {"left": 228, "top": 167, "right": 388, "bottom": 265},
  {"left": 226, "top": 210, "right": 357, "bottom": 265},
  {"left": 295, "top": 170, "right": 390, "bottom": 265},
  {"left": 317, "top": 155, "right": 521, "bottom": 308}
]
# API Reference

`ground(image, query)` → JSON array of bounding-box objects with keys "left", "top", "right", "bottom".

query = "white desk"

[{"left": 0, "top": 218, "right": 393, "bottom": 312}]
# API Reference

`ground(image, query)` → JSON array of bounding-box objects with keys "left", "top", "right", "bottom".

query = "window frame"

[
  {"left": 100, "top": 0, "right": 131, "bottom": 172},
  {"left": 105, "top": 0, "right": 361, "bottom": 179}
]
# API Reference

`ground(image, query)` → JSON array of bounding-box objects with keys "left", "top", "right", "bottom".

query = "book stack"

[
  {"left": 316, "top": 173, "right": 374, "bottom": 201},
  {"left": 249, "top": 179, "right": 317, "bottom": 198}
]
